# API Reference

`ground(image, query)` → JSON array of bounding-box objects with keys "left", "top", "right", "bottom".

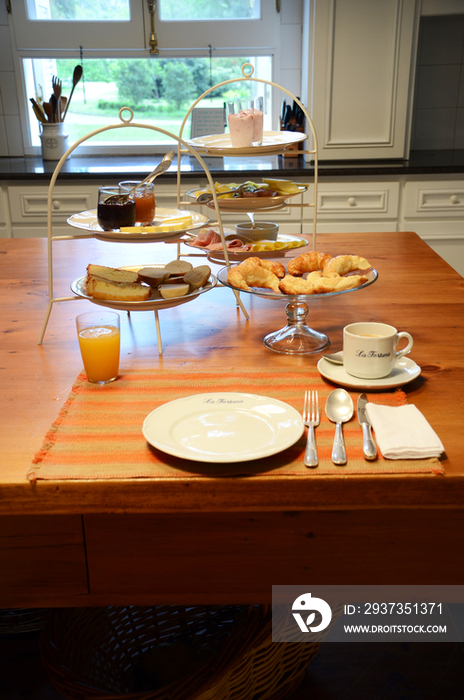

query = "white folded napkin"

[{"left": 365, "top": 403, "right": 444, "bottom": 460}]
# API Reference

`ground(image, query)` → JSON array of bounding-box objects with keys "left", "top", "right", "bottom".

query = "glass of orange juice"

[{"left": 76, "top": 311, "right": 120, "bottom": 384}]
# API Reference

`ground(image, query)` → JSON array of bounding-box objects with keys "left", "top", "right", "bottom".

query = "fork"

[
  {"left": 303, "top": 390, "right": 320, "bottom": 468},
  {"left": 52, "top": 76, "right": 62, "bottom": 121}
]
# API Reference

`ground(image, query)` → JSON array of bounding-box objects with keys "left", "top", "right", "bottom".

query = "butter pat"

[{"left": 159, "top": 283, "right": 190, "bottom": 299}]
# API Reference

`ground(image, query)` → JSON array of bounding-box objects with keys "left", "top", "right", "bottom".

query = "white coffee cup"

[{"left": 343, "top": 322, "right": 414, "bottom": 379}]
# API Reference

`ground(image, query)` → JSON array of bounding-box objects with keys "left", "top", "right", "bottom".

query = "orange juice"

[{"left": 78, "top": 325, "right": 120, "bottom": 383}]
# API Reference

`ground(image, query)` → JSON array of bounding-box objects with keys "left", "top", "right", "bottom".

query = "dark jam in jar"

[{"left": 97, "top": 194, "right": 136, "bottom": 231}]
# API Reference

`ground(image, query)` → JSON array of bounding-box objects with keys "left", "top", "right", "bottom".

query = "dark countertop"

[{"left": 1, "top": 150, "right": 463, "bottom": 182}]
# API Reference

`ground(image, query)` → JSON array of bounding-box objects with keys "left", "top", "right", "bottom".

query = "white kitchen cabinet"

[
  {"left": 305, "top": 0, "right": 418, "bottom": 160},
  {"left": 7, "top": 184, "right": 97, "bottom": 238},
  {"left": 0, "top": 185, "right": 7, "bottom": 238},
  {"left": 400, "top": 177, "right": 464, "bottom": 274},
  {"left": 311, "top": 180, "right": 400, "bottom": 232}
]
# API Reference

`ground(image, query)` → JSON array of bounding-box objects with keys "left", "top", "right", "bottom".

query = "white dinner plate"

[
  {"left": 142, "top": 392, "right": 304, "bottom": 462},
  {"left": 185, "top": 185, "right": 308, "bottom": 212},
  {"left": 186, "top": 131, "right": 308, "bottom": 156},
  {"left": 317, "top": 356, "right": 421, "bottom": 390},
  {"left": 185, "top": 233, "right": 308, "bottom": 261},
  {"left": 71, "top": 265, "right": 216, "bottom": 312},
  {"left": 67, "top": 207, "right": 209, "bottom": 241}
]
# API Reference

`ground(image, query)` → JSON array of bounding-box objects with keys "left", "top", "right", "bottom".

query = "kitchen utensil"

[
  {"left": 43, "top": 101, "right": 54, "bottom": 122},
  {"left": 357, "top": 393, "right": 377, "bottom": 460},
  {"left": 52, "top": 76, "right": 62, "bottom": 121},
  {"left": 322, "top": 351, "right": 344, "bottom": 364},
  {"left": 30, "top": 98, "right": 46, "bottom": 123},
  {"left": 60, "top": 96, "right": 67, "bottom": 121},
  {"left": 196, "top": 185, "right": 245, "bottom": 204},
  {"left": 325, "top": 388, "right": 354, "bottom": 465},
  {"left": 128, "top": 150, "right": 175, "bottom": 195},
  {"left": 303, "top": 390, "right": 319, "bottom": 467},
  {"left": 50, "top": 94, "right": 58, "bottom": 124},
  {"left": 62, "top": 64, "right": 83, "bottom": 120}
]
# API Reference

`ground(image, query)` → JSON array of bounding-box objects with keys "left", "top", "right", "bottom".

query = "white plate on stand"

[
  {"left": 142, "top": 392, "right": 304, "bottom": 462},
  {"left": 185, "top": 185, "right": 308, "bottom": 211},
  {"left": 317, "top": 356, "right": 421, "bottom": 390},
  {"left": 185, "top": 233, "right": 308, "bottom": 261},
  {"left": 71, "top": 265, "right": 217, "bottom": 312},
  {"left": 186, "top": 131, "right": 307, "bottom": 156},
  {"left": 67, "top": 207, "right": 209, "bottom": 242}
]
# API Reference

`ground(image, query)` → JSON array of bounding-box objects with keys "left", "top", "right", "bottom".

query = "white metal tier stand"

[{"left": 37, "top": 107, "right": 247, "bottom": 351}]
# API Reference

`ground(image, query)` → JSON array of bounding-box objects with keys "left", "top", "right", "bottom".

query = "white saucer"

[
  {"left": 317, "top": 356, "right": 421, "bottom": 390},
  {"left": 142, "top": 392, "right": 304, "bottom": 463}
]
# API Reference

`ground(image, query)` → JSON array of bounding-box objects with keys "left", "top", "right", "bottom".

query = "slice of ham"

[
  {"left": 190, "top": 228, "right": 253, "bottom": 252},
  {"left": 226, "top": 238, "right": 246, "bottom": 249},
  {"left": 190, "top": 228, "right": 222, "bottom": 247}
]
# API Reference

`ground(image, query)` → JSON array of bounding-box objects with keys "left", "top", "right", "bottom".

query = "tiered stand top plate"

[{"left": 186, "top": 131, "right": 308, "bottom": 156}]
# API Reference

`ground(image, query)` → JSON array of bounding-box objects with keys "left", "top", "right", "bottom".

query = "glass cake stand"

[{"left": 217, "top": 266, "right": 378, "bottom": 354}]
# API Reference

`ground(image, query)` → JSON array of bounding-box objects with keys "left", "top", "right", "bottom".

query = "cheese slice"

[
  {"left": 120, "top": 215, "right": 193, "bottom": 234},
  {"left": 261, "top": 178, "right": 302, "bottom": 194}
]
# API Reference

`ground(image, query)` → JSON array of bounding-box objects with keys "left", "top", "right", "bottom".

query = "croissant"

[
  {"left": 259, "top": 259, "right": 285, "bottom": 278},
  {"left": 227, "top": 259, "right": 281, "bottom": 293},
  {"left": 278, "top": 272, "right": 322, "bottom": 295},
  {"left": 279, "top": 273, "right": 367, "bottom": 295},
  {"left": 287, "top": 251, "right": 332, "bottom": 276},
  {"left": 322, "top": 254, "right": 371, "bottom": 278}
]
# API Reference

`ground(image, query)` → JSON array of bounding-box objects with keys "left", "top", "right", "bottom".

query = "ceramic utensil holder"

[{"left": 40, "top": 123, "right": 70, "bottom": 161}]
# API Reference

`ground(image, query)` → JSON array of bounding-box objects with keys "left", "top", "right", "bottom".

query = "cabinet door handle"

[
  {"left": 347, "top": 197, "right": 356, "bottom": 207},
  {"left": 52, "top": 200, "right": 61, "bottom": 210},
  {"left": 450, "top": 194, "right": 460, "bottom": 205}
]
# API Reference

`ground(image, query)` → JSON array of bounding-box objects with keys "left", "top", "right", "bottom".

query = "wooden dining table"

[{"left": 1, "top": 231, "right": 464, "bottom": 609}]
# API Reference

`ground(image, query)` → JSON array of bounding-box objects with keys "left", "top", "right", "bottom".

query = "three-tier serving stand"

[{"left": 38, "top": 65, "right": 328, "bottom": 354}]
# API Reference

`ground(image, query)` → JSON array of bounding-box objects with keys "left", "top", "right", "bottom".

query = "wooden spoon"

[
  {"left": 62, "top": 64, "right": 83, "bottom": 120},
  {"left": 43, "top": 101, "right": 54, "bottom": 123}
]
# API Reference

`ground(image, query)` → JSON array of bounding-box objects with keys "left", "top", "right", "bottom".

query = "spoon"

[
  {"left": 196, "top": 185, "right": 244, "bottom": 204},
  {"left": 127, "top": 150, "right": 175, "bottom": 195},
  {"left": 322, "top": 351, "right": 344, "bottom": 365},
  {"left": 62, "top": 64, "right": 83, "bottom": 121},
  {"left": 325, "top": 388, "right": 354, "bottom": 465},
  {"left": 43, "top": 101, "right": 54, "bottom": 122},
  {"left": 247, "top": 211, "right": 257, "bottom": 229}
]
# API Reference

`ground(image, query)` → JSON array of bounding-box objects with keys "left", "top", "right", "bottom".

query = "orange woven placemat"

[{"left": 27, "top": 368, "right": 443, "bottom": 481}]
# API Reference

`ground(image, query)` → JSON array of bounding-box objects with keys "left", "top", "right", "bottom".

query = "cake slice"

[
  {"left": 86, "top": 275, "right": 150, "bottom": 302},
  {"left": 86, "top": 263, "right": 139, "bottom": 284}
]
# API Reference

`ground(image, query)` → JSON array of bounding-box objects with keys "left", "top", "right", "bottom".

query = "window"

[
  {"left": 159, "top": 0, "right": 260, "bottom": 21},
  {"left": 12, "top": 0, "right": 277, "bottom": 155}
]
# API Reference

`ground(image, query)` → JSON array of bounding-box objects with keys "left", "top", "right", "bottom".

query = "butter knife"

[{"left": 357, "top": 393, "right": 377, "bottom": 460}]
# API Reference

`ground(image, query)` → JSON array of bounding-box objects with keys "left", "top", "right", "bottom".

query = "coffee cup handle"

[{"left": 396, "top": 331, "right": 413, "bottom": 359}]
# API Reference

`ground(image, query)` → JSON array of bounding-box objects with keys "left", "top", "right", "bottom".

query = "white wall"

[{"left": 0, "top": 3, "right": 23, "bottom": 156}]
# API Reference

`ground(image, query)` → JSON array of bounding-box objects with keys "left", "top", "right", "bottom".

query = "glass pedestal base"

[{"left": 263, "top": 301, "right": 330, "bottom": 354}]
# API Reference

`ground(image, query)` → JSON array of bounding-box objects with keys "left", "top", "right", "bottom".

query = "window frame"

[{"left": 10, "top": 0, "right": 280, "bottom": 156}]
